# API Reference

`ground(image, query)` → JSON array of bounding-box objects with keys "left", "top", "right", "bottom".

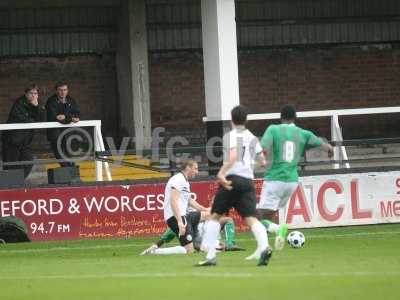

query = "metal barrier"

[
  {"left": 2, "top": 116, "right": 399, "bottom": 183},
  {"left": 204, "top": 106, "right": 400, "bottom": 169},
  {"left": 96, "top": 136, "right": 400, "bottom": 175},
  {"left": 0, "top": 120, "right": 111, "bottom": 181}
]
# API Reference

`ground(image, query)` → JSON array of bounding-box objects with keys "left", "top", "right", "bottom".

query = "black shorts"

[
  {"left": 211, "top": 175, "right": 257, "bottom": 218},
  {"left": 166, "top": 211, "right": 201, "bottom": 246}
]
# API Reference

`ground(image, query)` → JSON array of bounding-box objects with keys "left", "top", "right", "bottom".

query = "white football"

[{"left": 287, "top": 231, "right": 305, "bottom": 248}]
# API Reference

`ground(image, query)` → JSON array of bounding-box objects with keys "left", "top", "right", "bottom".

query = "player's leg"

[
  {"left": 186, "top": 211, "right": 202, "bottom": 251},
  {"left": 259, "top": 209, "right": 280, "bottom": 234},
  {"left": 257, "top": 181, "right": 281, "bottom": 232},
  {"left": 140, "top": 227, "right": 176, "bottom": 255},
  {"left": 219, "top": 216, "right": 244, "bottom": 250},
  {"left": 196, "top": 213, "right": 221, "bottom": 266},
  {"left": 235, "top": 179, "right": 271, "bottom": 265},
  {"left": 220, "top": 216, "right": 235, "bottom": 248},
  {"left": 259, "top": 207, "right": 288, "bottom": 251},
  {"left": 151, "top": 216, "right": 193, "bottom": 255},
  {"left": 158, "top": 228, "right": 177, "bottom": 246},
  {"left": 195, "top": 211, "right": 212, "bottom": 250},
  {"left": 140, "top": 244, "right": 158, "bottom": 255},
  {"left": 257, "top": 181, "right": 283, "bottom": 238},
  {"left": 244, "top": 215, "right": 272, "bottom": 266},
  {"left": 197, "top": 185, "right": 232, "bottom": 266},
  {"left": 151, "top": 245, "right": 188, "bottom": 255},
  {"left": 257, "top": 181, "right": 297, "bottom": 250}
]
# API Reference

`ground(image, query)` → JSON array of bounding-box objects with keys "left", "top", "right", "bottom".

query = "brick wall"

[
  {"left": 0, "top": 54, "right": 119, "bottom": 149},
  {"left": 149, "top": 52, "right": 206, "bottom": 145},
  {"left": 149, "top": 44, "right": 400, "bottom": 141},
  {"left": 1, "top": 44, "right": 399, "bottom": 152},
  {"left": 149, "top": 52, "right": 206, "bottom": 128}
]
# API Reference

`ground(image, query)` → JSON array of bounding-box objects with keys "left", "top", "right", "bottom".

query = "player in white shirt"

[
  {"left": 197, "top": 105, "right": 272, "bottom": 266},
  {"left": 149, "top": 159, "right": 208, "bottom": 255},
  {"left": 140, "top": 209, "right": 244, "bottom": 255}
]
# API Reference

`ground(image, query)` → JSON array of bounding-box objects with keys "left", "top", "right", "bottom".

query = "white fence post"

[
  {"left": 95, "top": 125, "right": 112, "bottom": 181},
  {"left": 93, "top": 124, "right": 103, "bottom": 181},
  {"left": 330, "top": 114, "right": 341, "bottom": 169},
  {"left": 331, "top": 115, "right": 350, "bottom": 169}
]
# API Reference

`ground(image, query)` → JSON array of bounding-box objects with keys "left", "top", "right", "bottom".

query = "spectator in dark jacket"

[
  {"left": 46, "top": 81, "right": 80, "bottom": 167},
  {"left": 1, "top": 84, "right": 46, "bottom": 178}
]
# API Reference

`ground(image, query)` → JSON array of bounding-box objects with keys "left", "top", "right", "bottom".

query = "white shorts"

[{"left": 257, "top": 181, "right": 298, "bottom": 211}]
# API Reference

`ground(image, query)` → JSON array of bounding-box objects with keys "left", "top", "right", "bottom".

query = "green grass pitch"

[{"left": 1, "top": 223, "right": 399, "bottom": 300}]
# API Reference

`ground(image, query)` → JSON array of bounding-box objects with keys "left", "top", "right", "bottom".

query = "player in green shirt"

[{"left": 258, "top": 105, "right": 333, "bottom": 251}]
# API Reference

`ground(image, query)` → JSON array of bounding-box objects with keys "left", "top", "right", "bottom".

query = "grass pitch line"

[
  {"left": 0, "top": 271, "right": 399, "bottom": 280},
  {"left": 1, "top": 229, "right": 400, "bottom": 254}
]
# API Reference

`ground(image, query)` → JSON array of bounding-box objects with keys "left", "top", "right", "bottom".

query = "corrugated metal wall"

[
  {"left": 146, "top": 0, "right": 400, "bottom": 51},
  {"left": 146, "top": 0, "right": 201, "bottom": 50},
  {"left": 0, "top": 6, "right": 118, "bottom": 56},
  {"left": 236, "top": 0, "right": 400, "bottom": 47},
  {"left": 1, "top": 0, "right": 400, "bottom": 56}
]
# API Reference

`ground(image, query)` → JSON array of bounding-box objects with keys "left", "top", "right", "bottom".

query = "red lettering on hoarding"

[
  {"left": 317, "top": 181, "right": 344, "bottom": 222},
  {"left": 396, "top": 178, "right": 400, "bottom": 194},
  {"left": 394, "top": 201, "right": 400, "bottom": 216},
  {"left": 380, "top": 201, "right": 400, "bottom": 217},
  {"left": 286, "top": 186, "right": 311, "bottom": 223},
  {"left": 380, "top": 201, "right": 393, "bottom": 217},
  {"left": 351, "top": 180, "right": 372, "bottom": 219}
]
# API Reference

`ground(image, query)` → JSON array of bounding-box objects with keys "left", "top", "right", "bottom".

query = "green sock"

[
  {"left": 261, "top": 219, "right": 279, "bottom": 234},
  {"left": 260, "top": 219, "right": 272, "bottom": 230},
  {"left": 157, "top": 228, "right": 176, "bottom": 247},
  {"left": 224, "top": 221, "right": 235, "bottom": 247}
]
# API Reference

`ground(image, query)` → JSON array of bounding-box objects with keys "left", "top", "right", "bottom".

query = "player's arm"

[
  {"left": 217, "top": 147, "right": 237, "bottom": 190},
  {"left": 189, "top": 198, "right": 208, "bottom": 212},
  {"left": 254, "top": 152, "right": 266, "bottom": 169},
  {"left": 170, "top": 188, "right": 185, "bottom": 236},
  {"left": 255, "top": 138, "right": 267, "bottom": 167},
  {"left": 306, "top": 131, "right": 334, "bottom": 158},
  {"left": 320, "top": 142, "right": 334, "bottom": 158},
  {"left": 260, "top": 126, "right": 273, "bottom": 155}
]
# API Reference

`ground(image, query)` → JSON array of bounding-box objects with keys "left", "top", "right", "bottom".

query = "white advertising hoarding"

[{"left": 280, "top": 171, "right": 400, "bottom": 228}]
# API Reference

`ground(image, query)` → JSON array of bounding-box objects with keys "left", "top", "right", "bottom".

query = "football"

[{"left": 287, "top": 231, "right": 305, "bottom": 248}]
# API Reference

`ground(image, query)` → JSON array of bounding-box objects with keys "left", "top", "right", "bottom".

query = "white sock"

[
  {"left": 202, "top": 220, "right": 220, "bottom": 260},
  {"left": 153, "top": 246, "right": 187, "bottom": 255},
  {"left": 268, "top": 222, "right": 279, "bottom": 234},
  {"left": 251, "top": 221, "right": 269, "bottom": 255}
]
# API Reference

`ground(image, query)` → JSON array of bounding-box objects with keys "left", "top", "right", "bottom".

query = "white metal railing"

[
  {"left": 204, "top": 106, "right": 400, "bottom": 169},
  {"left": 329, "top": 115, "right": 348, "bottom": 169},
  {"left": 0, "top": 120, "right": 111, "bottom": 181}
]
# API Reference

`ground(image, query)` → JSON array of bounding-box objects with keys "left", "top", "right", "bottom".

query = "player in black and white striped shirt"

[{"left": 197, "top": 105, "right": 272, "bottom": 267}]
